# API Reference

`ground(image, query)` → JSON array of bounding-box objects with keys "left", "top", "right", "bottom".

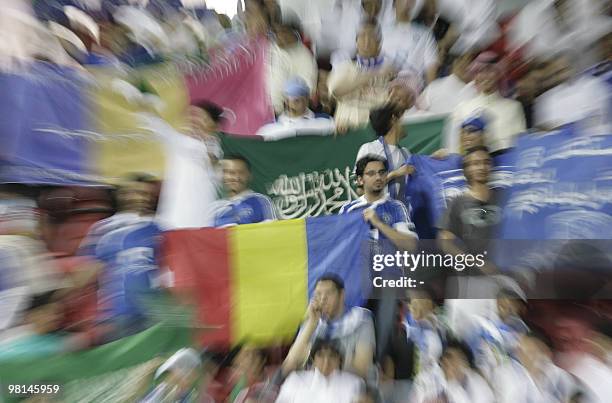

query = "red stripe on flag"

[{"left": 163, "top": 228, "right": 232, "bottom": 347}]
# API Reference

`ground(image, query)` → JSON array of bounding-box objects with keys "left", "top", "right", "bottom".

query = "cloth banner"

[
  {"left": 220, "top": 117, "right": 445, "bottom": 220},
  {"left": 186, "top": 38, "right": 274, "bottom": 136},
  {"left": 0, "top": 62, "right": 94, "bottom": 185},
  {"left": 163, "top": 212, "right": 370, "bottom": 348},
  {"left": 500, "top": 126, "right": 612, "bottom": 240},
  {"left": 0, "top": 324, "right": 190, "bottom": 403}
]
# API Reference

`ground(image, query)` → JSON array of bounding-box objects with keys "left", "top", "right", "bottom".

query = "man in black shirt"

[{"left": 437, "top": 146, "right": 502, "bottom": 257}]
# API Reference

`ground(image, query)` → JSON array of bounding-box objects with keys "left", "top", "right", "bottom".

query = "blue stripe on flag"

[{"left": 306, "top": 212, "right": 370, "bottom": 308}]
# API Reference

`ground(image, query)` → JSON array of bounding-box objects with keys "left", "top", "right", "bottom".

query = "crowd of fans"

[{"left": 1, "top": 0, "right": 611, "bottom": 402}]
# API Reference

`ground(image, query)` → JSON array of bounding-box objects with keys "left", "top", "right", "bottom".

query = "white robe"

[{"left": 139, "top": 114, "right": 221, "bottom": 229}]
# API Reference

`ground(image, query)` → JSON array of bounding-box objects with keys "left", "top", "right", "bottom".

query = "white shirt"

[
  {"left": 418, "top": 75, "right": 478, "bottom": 115},
  {"left": 493, "top": 359, "right": 575, "bottom": 403},
  {"left": 306, "top": 0, "right": 395, "bottom": 57},
  {"left": 275, "top": 369, "right": 363, "bottom": 403},
  {"left": 436, "top": 0, "right": 500, "bottom": 55},
  {"left": 268, "top": 43, "right": 318, "bottom": 114},
  {"left": 563, "top": 353, "right": 612, "bottom": 403},
  {"left": 256, "top": 110, "right": 335, "bottom": 141},
  {"left": 0, "top": 235, "right": 65, "bottom": 330},
  {"left": 448, "top": 92, "right": 526, "bottom": 153},
  {"left": 508, "top": 0, "right": 603, "bottom": 64},
  {"left": 534, "top": 75, "right": 611, "bottom": 134},
  {"left": 138, "top": 114, "right": 221, "bottom": 229},
  {"left": 411, "top": 364, "right": 495, "bottom": 403},
  {"left": 328, "top": 60, "right": 392, "bottom": 128},
  {"left": 382, "top": 22, "right": 438, "bottom": 78},
  {"left": 356, "top": 139, "right": 411, "bottom": 198}
]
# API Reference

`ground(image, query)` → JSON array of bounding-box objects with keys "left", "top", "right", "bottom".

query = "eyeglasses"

[{"left": 363, "top": 169, "right": 388, "bottom": 177}]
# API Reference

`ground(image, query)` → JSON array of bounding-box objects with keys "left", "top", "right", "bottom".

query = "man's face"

[
  {"left": 317, "top": 70, "right": 330, "bottom": 101},
  {"left": 454, "top": 53, "right": 474, "bottom": 82},
  {"left": 234, "top": 346, "right": 265, "bottom": 376},
  {"left": 389, "top": 84, "right": 415, "bottom": 113},
  {"left": 273, "top": 25, "right": 298, "bottom": 48},
  {"left": 263, "top": 0, "right": 281, "bottom": 20},
  {"left": 117, "top": 181, "right": 155, "bottom": 213},
  {"left": 356, "top": 26, "right": 381, "bottom": 58},
  {"left": 475, "top": 66, "right": 498, "bottom": 94},
  {"left": 362, "top": 0, "right": 382, "bottom": 18},
  {"left": 497, "top": 296, "right": 521, "bottom": 322},
  {"left": 286, "top": 96, "right": 309, "bottom": 115},
  {"left": 460, "top": 129, "right": 484, "bottom": 152},
  {"left": 29, "top": 302, "right": 61, "bottom": 334},
  {"left": 544, "top": 56, "right": 573, "bottom": 89},
  {"left": 358, "top": 161, "right": 387, "bottom": 194},
  {"left": 394, "top": 0, "right": 415, "bottom": 21},
  {"left": 223, "top": 159, "right": 251, "bottom": 196},
  {"left": 409, "top": 296, "right": 434, "bottom": 321},
  {"left": 313, "top": 347, "right": 341, "bottom": 377},
  {"left": 463, "top": 150, "right": 491, "bottom": 184},
  {"left": 313, "top": 280, "right": 343, "bottom": 319},
  {"left": 245, "top": 9, "right": 268, "bottom": 37},
  {"left": 440, "top": 347, "right": 469, "bottom": 381}
]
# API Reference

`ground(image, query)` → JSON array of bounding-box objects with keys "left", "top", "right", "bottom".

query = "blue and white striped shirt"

[
  {"left": 213, "top": 190, "right": 277, "bottom": 228},
  {"left": 339, "top": 195, "right": 417, "bottom": 240}
]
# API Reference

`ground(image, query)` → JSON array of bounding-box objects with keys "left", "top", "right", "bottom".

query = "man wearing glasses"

[{"left": 340, "top": 154, "right": 417, "bottom": 250}]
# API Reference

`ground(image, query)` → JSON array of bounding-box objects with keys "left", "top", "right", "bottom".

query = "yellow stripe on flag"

[
  {"left": 230, "top": 219, "right": 308, "bottom": 345},
  {"left": 88, "top": 63, "right": 189, "bottom": 182}
]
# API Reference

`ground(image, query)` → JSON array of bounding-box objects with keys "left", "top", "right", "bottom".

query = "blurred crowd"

[{"left": 1, "top": 0, "right": 612, "bottom": 402}]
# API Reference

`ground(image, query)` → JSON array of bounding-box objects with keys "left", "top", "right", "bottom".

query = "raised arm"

[{"left": 281, "top": 300, "right": 321, "bottom": 376}]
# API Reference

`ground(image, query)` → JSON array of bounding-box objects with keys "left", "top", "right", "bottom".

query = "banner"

[
  {"left": 90, "top": 62, "right": 189, "bottom": 182},
  {"left": 163, "top": 213, "right": 370, "bottom": 347},
  {"left": 0, "top": 62, "right": 95, "bottom": 185},
  {"left": 500, "top": 126, "right": 612, "bottom": 240},
  {"left": 186, "top": 38, "right": 274, "bottom": 136},
  {"left": 408, "top": 152, "right": 515, "bottom": 238},
  {"left": 0, "top": 324, "right": 190, "bottom": 403},
  {"left": 220, "top": 117, "right": 445, "bottom": 220}
]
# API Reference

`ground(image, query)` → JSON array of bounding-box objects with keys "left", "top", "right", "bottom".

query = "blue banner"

[
  {"left": 500, "top": 126, "right": 612, "bottom": 240},
  {"left": 0, "top": 62, "right": 95, "bottom": 185}
]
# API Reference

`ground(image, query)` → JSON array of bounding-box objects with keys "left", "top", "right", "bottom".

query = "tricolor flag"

[
  {"left": 0, "top": 61, "right": 189, "bottom": 185},
  {"left": 163, "top": 213, "right": 370, "bottom": 347}
]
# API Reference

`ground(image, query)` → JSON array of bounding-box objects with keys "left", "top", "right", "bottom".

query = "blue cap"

[
  {"left": 283, "top": 77, "right": 310, "bottom": 98},
  {"left": 461, "top": 116, "right": 486, "bottom": 132}
]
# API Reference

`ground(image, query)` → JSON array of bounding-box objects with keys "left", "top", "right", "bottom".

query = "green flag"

[{"left": 220, "top": 118, "right": 444, "bottom": 219}]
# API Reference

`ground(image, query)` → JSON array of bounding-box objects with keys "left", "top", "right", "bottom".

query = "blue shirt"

[
  {"left": 339, "top": 195, "right": 417, "bottom": 241},
  {"left": 95, "top": 217, "right": 162, "bottom": 322},
  {"left": 213, "top": 191, "right": 277, "bottom": 227},
  {"left": 79, "top": 212, "right": 144, "bottom": 257}
]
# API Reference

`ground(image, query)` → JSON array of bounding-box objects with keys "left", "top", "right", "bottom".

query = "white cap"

[
  {"left": 48, "top": 21, "right": 88, "bottom": 55},
  {"left": 155, "top": 348, "right": 201, "bottom": 380},
  {"left": 64, "top": 5, "right": 100, "bottom": 44}
]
